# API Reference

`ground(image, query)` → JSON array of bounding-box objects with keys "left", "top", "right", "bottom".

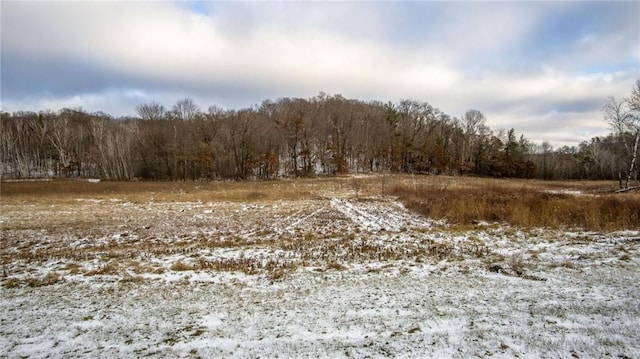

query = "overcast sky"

[{"left": 1, "top": 1, "right": 639, "bottom": 147}]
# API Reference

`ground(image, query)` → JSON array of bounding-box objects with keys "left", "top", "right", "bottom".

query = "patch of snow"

[
  {"left": 544, "top": 189, "right": 584, "bottom": 196},
  {"left": 330, "top": 197, "right": 431, "bottom": 232}
]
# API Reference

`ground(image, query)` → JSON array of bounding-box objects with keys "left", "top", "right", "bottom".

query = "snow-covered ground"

[{"left": 1, "top": 192, "right": 639, "bottom": 358}]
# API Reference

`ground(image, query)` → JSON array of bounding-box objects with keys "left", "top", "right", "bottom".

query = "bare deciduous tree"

[
  {"left": 136, "top": 102, "right": 166, "bottom": 121},
  {"left": 604, "top": 80, "right": 640, "bottom": 189},
  {"left": 18, "top": 92, "right": 636, "bottom": 181},
  {"left": 172, "top": 97, "right": 200, "bottom": 121}
]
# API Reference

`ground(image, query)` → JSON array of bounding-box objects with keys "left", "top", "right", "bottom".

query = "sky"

[{"left": 1, "top": 1, "right": 639, "bottom": 147}]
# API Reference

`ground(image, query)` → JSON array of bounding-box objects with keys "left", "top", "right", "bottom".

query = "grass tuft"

[
  {"left": 326, "top": 262, "right": 346, "bottom": 271},
  {"left": 4, "top": 271, "right": 63, "bottom": 288},
  {"left": 170, "top": 261, "right": 195, "bottom": 271}
]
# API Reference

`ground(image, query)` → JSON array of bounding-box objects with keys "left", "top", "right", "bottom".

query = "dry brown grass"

[
  {"left": 326, "top": 261, "right": 346, "bottom": 271},
  {"left": 169, "top": 260, "right": 196, "bottom": 271},
  {"left": 0, "top": 178, "right": 359, "bottom": 205},
  {"left": 2, "top": 175, "right": 633, "bottom": 231},
  {"left": 167, "top": 257, "right": 299, "bottom": 276},
  {"left": 0, "top": 175, "right": 619, "bottom": 202},
  {"left": 389, "top": 178, "right": 640, "bottom": 231},
  {"left": 5, "top": 174, "right": 629, "bottom": 233},
  {"left": 0, "top": 175, "right": 406, "bottom": 206},
  {"left": 2, "top": 175, "right": 635, "bottom": 283},
  {"left": 3, "top": 271, "right": 62, "bottom": 288}
]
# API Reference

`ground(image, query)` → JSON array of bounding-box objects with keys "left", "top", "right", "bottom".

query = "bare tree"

[
  {"left": 604, "top": 80, "right": 640, "bottom": 189},
  {"left": 460, "top": 109, "right": 486, "bottom": 173},
  {"left": 89, "top": 115, "right": 137, "bottom": 180},
  {"left": 3, "top": 92, "right": 600, "bottom": 181},
  {"left": 630, "top": 79, "right": 640, "bottom": 111},
  {"left": 136, "top": 102, "right": 166, "bottom": 121},
  {"left": 172, "top": 97, "right": 200, "bottom": 121},
  {"left": 49, "top": 112, "right": 74, "bottom": 173}
]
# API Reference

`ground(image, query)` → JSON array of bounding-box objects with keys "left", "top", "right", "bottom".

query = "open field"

[{"left": 1, "top": 175, "right": 639, "bottom": 358}]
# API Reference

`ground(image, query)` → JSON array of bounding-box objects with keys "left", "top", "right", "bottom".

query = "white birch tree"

[{"left": 604, "top": 80, "right": 640, "bottom": 190}]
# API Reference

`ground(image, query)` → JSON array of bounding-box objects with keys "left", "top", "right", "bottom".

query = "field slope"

[{"left": 1, "top": 176, "right": 639, "bottom": 358}]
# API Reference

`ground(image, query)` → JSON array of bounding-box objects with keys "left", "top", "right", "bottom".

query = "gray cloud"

[
  {"left": 1, "top": 1, "right": 638, "bottom": 147},
  {"left": 2, "top": 53, "right": 129, "bottom": 97}
]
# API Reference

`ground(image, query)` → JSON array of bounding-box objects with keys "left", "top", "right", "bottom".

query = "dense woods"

[{"left": 1, "top": 81, "right": 639, "bottom": 184}]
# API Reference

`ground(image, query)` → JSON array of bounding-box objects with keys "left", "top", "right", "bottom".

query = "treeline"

[
  {"left": 530, "top": 134, "right": 635, "bottom": 181},
  {"left": 0, "top": 93, "right": 634, "bottom": 182}
]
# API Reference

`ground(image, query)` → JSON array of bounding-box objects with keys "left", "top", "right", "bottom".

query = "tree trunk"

[{"left": 625, "top": 131, "right": 639, "bottom": 189}]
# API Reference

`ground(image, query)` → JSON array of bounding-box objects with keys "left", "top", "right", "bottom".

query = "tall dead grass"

[
  {"left": 390, "top": 182, "right": 640, "bottom": 231},
  {"left": 0, "top": 179, "right": 324, "bottom": 204},
  {"left": 3, "top": 176, "right": 636, "bottom": 231},
  {"left": 0, "top": 175, "right": 396, "bottom": 204}
]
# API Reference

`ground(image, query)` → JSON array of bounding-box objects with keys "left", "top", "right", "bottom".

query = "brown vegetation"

[
  {"left": 389, "top": 178, "right": 640, "bottom": 231},
  {"left": 0, "top": 178, "right": 328, "bottom": 204},
  {"left": 2, "top": 175, "right": 637, "bottom": 288},
  {"left": 3, "top": 175, "right": 637, "bottom": 232},
  {"left": 3, "top": 82, "right": 640, "bottom": 186}
]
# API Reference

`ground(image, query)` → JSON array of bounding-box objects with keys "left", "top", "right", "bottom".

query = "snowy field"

[{"left": 1, "top": 179, "right": 639, "bottom": 358}]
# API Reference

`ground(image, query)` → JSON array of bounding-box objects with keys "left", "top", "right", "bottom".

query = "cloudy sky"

[{"left": 1, "top": 1, "right": 639, "bottom": 147}]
